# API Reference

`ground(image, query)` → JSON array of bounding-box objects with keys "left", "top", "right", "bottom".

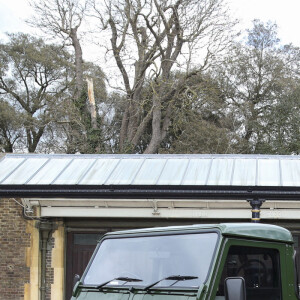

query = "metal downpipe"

[
  {"left": 248, "top": 199, "right": 265, "bottom": 223},
  {"left": 36, "top": 221, "right": 57, "bottom": 300}
]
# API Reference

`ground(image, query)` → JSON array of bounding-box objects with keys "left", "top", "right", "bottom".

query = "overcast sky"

[
  {"left": 229, "top": 0, "right": 300, "bottom": 46},
  {"left": 0, "top": 0, "right": 299, "bottom": 50}
]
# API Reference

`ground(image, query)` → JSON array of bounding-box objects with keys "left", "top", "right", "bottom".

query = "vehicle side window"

[{"left": 216, "top": 246, "right": 281, "bottom": 300}]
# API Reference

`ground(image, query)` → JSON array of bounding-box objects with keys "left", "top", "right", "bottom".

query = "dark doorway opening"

[
  {"left": 293, "top": 234, "right": 300, "bottom": 290},
  {"left": 65, "top": 231, "right": 106, "bottom": 300}
]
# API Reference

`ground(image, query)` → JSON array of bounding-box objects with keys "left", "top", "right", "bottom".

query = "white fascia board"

[
  {"left": 24, "top": 198, "right": 300, "bottom": 209},
  {"left": 40, "top": 206, "right": 300, "bottom": 219},
  {"left": 40, "top": 207, "right": 249, "bottom": 218}
]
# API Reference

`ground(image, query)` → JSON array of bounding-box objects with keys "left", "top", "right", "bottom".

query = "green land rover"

[{"left": 71, "top": 223, "right": 299, "bottom": 300}]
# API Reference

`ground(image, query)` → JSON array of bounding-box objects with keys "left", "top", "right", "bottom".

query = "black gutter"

[{"left": 1, "top": 185, "right": 300, "bottom": 200}]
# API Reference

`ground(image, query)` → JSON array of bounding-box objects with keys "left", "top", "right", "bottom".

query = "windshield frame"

[{"left": 81, "top": 229, "right": 221, "bottom": 291}]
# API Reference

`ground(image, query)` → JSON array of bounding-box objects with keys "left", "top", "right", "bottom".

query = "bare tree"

[
  {"left": 93, "top": 0, "right": 237, "bottom": 153},
  {"left": 29, "top": 0, "right": 88, "bottom": 103},
  {"left": 29, "top": 0, "right": 108, "bottom": 153}
]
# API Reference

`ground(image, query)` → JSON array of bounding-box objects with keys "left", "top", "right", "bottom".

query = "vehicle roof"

[{"left": 106, "top": 223, "right": 293, "bottom": 244}]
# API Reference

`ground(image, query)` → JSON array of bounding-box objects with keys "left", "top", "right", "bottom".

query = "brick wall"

[
  {"left": 46, "top": 237, "right": 54, "bottom": 300},
  {"left": 0, "top": 198, "right": 30, "bottom": 300}
]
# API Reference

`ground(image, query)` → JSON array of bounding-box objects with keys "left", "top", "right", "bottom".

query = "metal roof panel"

[
  {"left": 181, "top": 159, "right": 211, "bottom": 185},
  {"left": 156, "top": 158, "right": 189, "bottom": 185},
  {"left": 257, "top": 159, "right": 280, "bottom": 186},
  {"left": 132, "top": 158, "right": 167, "bottom": 185},
  {"left": 105, "top": 158, "right": 145, "bottom": 185},
  {"left": 0, "top": 157, "right": 25, "bottom": 183},
  {"left": 28, "top": 158, "right": 73, "bottom": 185},
  {"left": 53, "top": 158, "right": 96, "bottom": 185},
  {"left": 231, "top": 159, "right": 256, "bottom": 186},
  {"left": 1, "top": 154, "right": 300, "bottom": 188},
  {"left": 281, "top": 159, "right": 300, "bottom": 186},
  {"left": 2, "top": 158, "right": 48, "bottom": 184},
  {"left": 79, "top": 159, "right": 120, "bottom": 185},
  {"left": 206, "top": 159, "right": 234, "bottom": 185}
]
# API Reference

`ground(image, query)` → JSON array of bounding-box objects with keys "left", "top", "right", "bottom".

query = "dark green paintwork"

[
  {"left": 72, "top": 289, "right": 198, "bottom": 300},
  {"left": 219, "top": 223, "right": 294, "bottom": 243},
  {"left": 73, "top": 223, "right": 298, "bottom": 300},
  {"left": 105, "top": 223, "right": 293, "bottom": 244}
]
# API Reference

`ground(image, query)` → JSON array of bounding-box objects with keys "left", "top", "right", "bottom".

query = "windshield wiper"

[
  {"left": 144, "top": 275, "right": 198, "bottom": 290},
  {"left": 96, "top": 277, "right": 143, "bottom": 289}
]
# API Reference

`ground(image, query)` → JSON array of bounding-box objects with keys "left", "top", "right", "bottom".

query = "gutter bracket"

[
  {"left": 152, "top": 200, "right": 160, "bottom": 215},
  {"left": 22, "top": 198, "right": 34, "bottom": 214}
]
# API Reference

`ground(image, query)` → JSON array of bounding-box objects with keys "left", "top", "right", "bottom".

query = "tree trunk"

[
  {"left": 119, "top": 105, "right": 130, "bottom": 151},
  {"left": 86, "top": 77, "right": 97, "bottom": 129},
  {"left": 27, "top": 127, "right": 45, "bottom": 153},
  {"left": 144, "top": 94, "right": 162, "bottom": 153},
  {"left": 70, "top": 28, "right": 84, "bottom": 102}
]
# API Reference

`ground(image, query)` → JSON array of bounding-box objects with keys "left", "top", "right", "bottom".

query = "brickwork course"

[{"left": 0, "top": 198, "right": 30, "bottom": 300}]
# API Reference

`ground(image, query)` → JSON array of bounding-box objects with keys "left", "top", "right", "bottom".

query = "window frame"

[
  {"left": 81, "top": 229, "right": 221, "bottom": 291},
  {"left": 208, "top": 238, "right": 286, "bottom": 300}
]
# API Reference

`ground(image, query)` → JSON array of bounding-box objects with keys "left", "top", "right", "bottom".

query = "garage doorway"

[{"left": 66, "top": 231, "right": 106, "bottom": 299}]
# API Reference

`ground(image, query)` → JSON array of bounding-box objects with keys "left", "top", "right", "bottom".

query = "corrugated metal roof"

[{"left": 1, "top": 153, "right": 300, "bottom": 187}]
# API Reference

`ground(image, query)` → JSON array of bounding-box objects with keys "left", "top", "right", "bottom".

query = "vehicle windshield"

[{"left": 83, "top": 232, "right": 218, "bottom": 288}]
